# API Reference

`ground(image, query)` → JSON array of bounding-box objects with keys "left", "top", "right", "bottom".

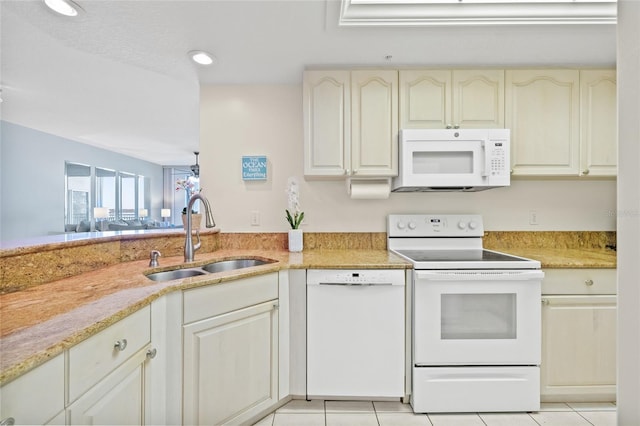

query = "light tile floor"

[{"left": 253, "top": 400, "right": 617, "bottom": 426}]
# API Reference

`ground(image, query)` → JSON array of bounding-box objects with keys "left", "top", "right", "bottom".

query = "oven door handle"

[
  {"left": 414, "top": 270, "right": 544, "bottom": 281},
  {"left": 318, "top": 282, "right": 394, "bottom": 286}
]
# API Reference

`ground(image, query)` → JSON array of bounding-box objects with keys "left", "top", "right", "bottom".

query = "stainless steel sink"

[
  {"left": 145, "top": 257, "right": 275, "bottom": 281},
  {"left": 201, "top": 258, "right": 274, "bottom": 273},
  {"left": 145, "top": 268, "right": 207, "bottom": 282}
]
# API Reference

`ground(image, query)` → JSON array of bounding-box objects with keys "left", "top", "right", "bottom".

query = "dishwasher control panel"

[{"left": 306, "top": 269, "right": 405, "bottom": 286}]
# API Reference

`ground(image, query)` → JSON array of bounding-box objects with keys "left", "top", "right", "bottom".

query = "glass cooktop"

[
  {"left": 396, "top": 249, "right": 525, "bottom": 263},
  {"left": 393, "top": 249, "right": 541, "bottom": 269}
]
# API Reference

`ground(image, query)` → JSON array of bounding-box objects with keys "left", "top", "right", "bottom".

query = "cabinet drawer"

[
  {"left": 542, "top": 269, "right": 616, "bottom": 295},
  {"left": 0, "top": 354, "right": 64, "bottom": 425},
  {"left": 183, "top": 273, "right": 278, "bottom": 324},
  {"left": 68, "top": 305, "right": 151, "bottom": 403}
]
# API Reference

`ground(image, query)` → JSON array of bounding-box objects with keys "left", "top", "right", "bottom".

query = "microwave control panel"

[{"left": 486, "top": 139, "right": 510, "bottom": 184}]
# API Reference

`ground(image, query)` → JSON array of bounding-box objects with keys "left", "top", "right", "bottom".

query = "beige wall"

[
  {"left": 616, "top": 0, "right": 640, "bottom": 423},
  {"left": 199, "top": 84, "right": 616, "bottom": 233}
]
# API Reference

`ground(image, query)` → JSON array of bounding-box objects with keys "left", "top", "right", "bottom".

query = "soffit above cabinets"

[{"left": 338, "top": 0, "right": 617, "bottom": 26}]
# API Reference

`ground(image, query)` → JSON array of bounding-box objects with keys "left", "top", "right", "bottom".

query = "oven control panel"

[{"left": 387, "top": 214, "right": 484, "bottom": 237}]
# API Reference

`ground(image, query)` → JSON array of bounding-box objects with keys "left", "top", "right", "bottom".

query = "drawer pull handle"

[
  {"left": 585, "top": 279, "right": 594, "bottom": 286},
  {"left": 146, "top": 348, "right": 157, "bottom": 359},
  {"left": 114, "top": 339, "right": 128, "bottom": 351},
  {"left": 0, "top": 417, "right": 16, "bottom": 426}
]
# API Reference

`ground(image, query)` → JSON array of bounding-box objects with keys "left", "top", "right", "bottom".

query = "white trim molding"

[{"left": 338, "top": 0, "right": 617, "bottom": 26}]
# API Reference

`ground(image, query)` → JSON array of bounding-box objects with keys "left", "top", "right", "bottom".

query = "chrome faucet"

[{"left": 184, "top": 193, "right": 216, "bottom": 262}]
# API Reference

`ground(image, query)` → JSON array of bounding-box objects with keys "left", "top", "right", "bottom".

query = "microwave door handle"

[{"left": 482, "top": 141, "right": 490, "bottom": 177}]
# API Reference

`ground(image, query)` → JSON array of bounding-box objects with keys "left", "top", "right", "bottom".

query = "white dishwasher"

[{"left": 306, "top": 269, "right": 405, "bottom": 399}]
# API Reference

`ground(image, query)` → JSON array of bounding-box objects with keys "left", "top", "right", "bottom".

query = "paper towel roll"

[{"left": 348, "top": 178, "right": 391, "bottom": 199}]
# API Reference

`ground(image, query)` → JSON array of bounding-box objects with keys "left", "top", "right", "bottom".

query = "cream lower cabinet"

[
  {"left": 0, "top": 354, "right": 65, "bottom": 425},
  {"left": 182, "top": 273, "right": 279, "bottom": 425},
  {"left": 540, "top": 269, "right": 617, "bottom": 402},
  {"left": 66, "top": 347, "right": 150, "bottom": 425},
  {"left": 66, "top": 305, "right": 153, "bottom": 425}
]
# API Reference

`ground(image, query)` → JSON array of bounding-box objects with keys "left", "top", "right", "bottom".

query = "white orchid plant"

[
  {"left": 285, "top": 177, "right": 304, "bottom": 229},
  {"left": 176, "top": 177, "right": 201, "bottom": 214}
]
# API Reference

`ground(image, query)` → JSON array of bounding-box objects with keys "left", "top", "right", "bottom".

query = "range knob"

[
  {"left": 397, "top": 221, "right": 406, "bottom": 230},
  {"left": 469, "top": 221, "right": 478, "bottom": 230},
  {"left": 408, "top": 222, "right": 417, "bottom": 230},
  {"left": 458, "top": 221, "right": 467, "bottom": 230}
]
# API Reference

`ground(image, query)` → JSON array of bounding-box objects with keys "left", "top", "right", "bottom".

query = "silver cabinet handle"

[
  {"left": 585, "top": 279, "right": 594, "bottom": 286},
  {"left": 0, "top": 418, "right": 15, "bottom": 426},
  {"left": 146, "top": 348, "right": 157, "bottom": 359},
  {"left": 114, "top": 339, "right": 128, "bottom": 351},
  {"left": 582, "top": 169, "right": 590, "bottom": 175},
  {"left": 446, "top": 124, "right": 452, "bottom": 129},
  {"left": 453, "top": 124, "right": 460, "bottom": 129},
  {"left": 542, "top": 298, "right": 550, "bottom": 305}
]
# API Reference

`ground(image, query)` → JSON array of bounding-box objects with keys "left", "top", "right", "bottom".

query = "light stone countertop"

[
  {"left": 0, "top": 233, "right": 616, "bottom": 386},
  {"left": 0, "top": 248, "right": 411, "bottom": 386},
  {"left": 496, "top": 247, "right": 616, "bottom": 269}
]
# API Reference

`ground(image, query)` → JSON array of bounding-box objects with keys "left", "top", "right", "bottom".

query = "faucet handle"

[{"left": 149, "top": 250, "right": 161, "bottom": 267}]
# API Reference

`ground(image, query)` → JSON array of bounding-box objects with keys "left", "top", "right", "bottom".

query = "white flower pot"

[{"left": 288, "top": 229, "right": 303, "bottom": 252}]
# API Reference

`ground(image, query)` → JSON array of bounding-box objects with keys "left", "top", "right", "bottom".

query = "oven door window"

[{"left": 441, "top": 293, "right": 517, "bottom": 340}]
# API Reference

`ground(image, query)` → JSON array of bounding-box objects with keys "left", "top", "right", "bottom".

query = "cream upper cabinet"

[
  {"left": 303, "top": 69, "right": 398, "bottom": 178},
  {"left": 540, "top": 269, "right": 617, "bottom": 403},
  {"left": 580, "top": 70, "right": 617, "bottom": 177},
  {"left": 303, "top": 70, "right": 351, "bottom": 177},
  {"left": 351, "top": 70, "right": 398, "bottom": 177},
  {"left": 400, "top": 69, "right": 504, "bottom": 130},
  {"left": 506, "top": 69, "right": 581, "bottom": 176}
]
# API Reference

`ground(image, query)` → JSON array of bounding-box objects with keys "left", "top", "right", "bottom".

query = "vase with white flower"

[
  {"left": 176, "top": 177, "right": 202, "bottom": 230},
  {"left": 285, "top": 177, "right": 304, "bottom": 252}
]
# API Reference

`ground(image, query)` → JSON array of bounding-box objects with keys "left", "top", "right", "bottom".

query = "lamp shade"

[
  {"left": 94, "top": 207, "right": 109, "bottom": 219},
  {"left": 161, "top": 209, "right": 171, "bottom": 218},
  {"left": 139, "top": 209, "right": 148, "bottom": 218}
]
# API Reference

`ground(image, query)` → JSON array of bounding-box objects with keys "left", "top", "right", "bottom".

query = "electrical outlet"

[
  {"left": 250, "top": 210, "right": 260, "bottom": 226},
  {"left": 529, "top": 210, "right": 539, "bottom": 226}
]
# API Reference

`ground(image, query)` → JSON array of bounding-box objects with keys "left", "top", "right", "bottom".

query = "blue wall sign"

[{"left": 242, "top": 156, "right": 267, "bottom": 181}]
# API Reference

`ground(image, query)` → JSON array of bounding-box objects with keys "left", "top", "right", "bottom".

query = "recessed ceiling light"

[
  {"left": 189, "top": 50, "right": 216, "bottom": 66},
  {"left": 43, "top": 0, "right": 83, "bottom": 17}
]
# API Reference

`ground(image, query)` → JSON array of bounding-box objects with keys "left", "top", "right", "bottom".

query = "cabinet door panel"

[
  {"left": 68, "top": 305, "right": 150, "bottom": 403},
  {"left": 580, "top": 70, "right": 617, "bottom": 176},
  {"left": 67, "top": 348, "right": 148, "bottom": 425},
  {"left": 351, "top": 70, "right": 398, "bottom": 176},
  {"left": 400, "top": 70, "right": 451, "bottom": 129},
  {"left": 0, "top": 354, "right": 64, "bottom": 426},
  {"left": 454, "top": 70, "right": 504, "bottom": 129},
  {"left": 303, "top": 71, "right": 350, "bottom": 177},
  {"left": 506, "top": 70, "right": 580, "bottom": 175},
  {"left": 183, "top": 300, "right": 279, "bottom": 426},
  {"left": 541, "top": 295, "right": 616, "bottom": 402}
]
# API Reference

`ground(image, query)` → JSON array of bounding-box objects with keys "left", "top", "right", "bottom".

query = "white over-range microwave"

[{"left": 391, "top": 128, "right": 511, "bottom": 192}]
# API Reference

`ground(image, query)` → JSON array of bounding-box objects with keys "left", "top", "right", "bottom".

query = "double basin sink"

[{"left": 145, "top": 258, "right": 276, "bottom": 282}]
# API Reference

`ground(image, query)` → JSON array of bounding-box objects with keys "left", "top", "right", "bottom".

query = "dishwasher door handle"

[{"left": 318, "top": 282, "right": 394, "bottom": 286}]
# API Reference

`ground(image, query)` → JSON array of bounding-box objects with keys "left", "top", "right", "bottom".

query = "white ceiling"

[{"left": 0, "top": 0, "right": 616, "bottom": 165}]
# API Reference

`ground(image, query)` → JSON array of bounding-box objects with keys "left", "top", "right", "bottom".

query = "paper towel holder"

[{"left": 347, "top": 177, "right": 391, "bottom": 200}]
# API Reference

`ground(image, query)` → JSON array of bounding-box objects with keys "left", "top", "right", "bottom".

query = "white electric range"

[{"left": 388, "top": 214, "right": 544, "bottom": 413}]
